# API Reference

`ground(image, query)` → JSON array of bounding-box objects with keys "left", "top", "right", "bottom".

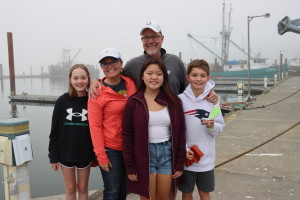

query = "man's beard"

[{"left": 146, "top": 48, "right": 159, "bottom": 56}]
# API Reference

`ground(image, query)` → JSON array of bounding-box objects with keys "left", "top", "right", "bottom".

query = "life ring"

[{"left": 240, "top": 64, "right": 245, "bottom": 69}]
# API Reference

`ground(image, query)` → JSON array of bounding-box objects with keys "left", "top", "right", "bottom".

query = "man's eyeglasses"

[
  {"left": 141, "top": 35, "right": 161, "bottom": 42},
  {"left": 100, "top": 60, "right": 119, "bottom": 68}
]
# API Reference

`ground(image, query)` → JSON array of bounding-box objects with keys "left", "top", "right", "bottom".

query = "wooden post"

[
  {"left": 214, "top": 58, "right": 218, "bottom": 79},
  {"left": 279, "top": 53, "right": 283, "bottom": 80},
  {"left": 0, "top": 64, "right": 3, "bottom": 91},
  {"left": 0, "top": 118, "right": 32, "bottom": 200},
  {"left": 3, "top": 163, "right": 30, "bottom": 200},
  {"left": 7, "top": 32, "right": 16, "bottom": 96},
  {"left": 284, "top": 58, "right": 288, "bottom": 77},
  {"left": 0, "top": 64, "right": 3, "bottom": 79},
  {"left": 41, "top": 66, "right": 44, "bottom": 76}
]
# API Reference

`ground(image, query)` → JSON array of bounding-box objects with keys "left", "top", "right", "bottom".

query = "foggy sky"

[{"left": 0, "top": 0, "right": 299, "bottom": 75}]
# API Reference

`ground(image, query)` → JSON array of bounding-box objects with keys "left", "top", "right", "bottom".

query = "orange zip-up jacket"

[{"left": 88, "top": 75, "right": 136, "bottom": 165}]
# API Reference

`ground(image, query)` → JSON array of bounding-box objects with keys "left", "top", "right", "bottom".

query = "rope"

[
  {"left": 215, "top": 121, "right": 300, "bottom": 169},
  {"left": 244, "top": 89, "right": 300, "bottom": 110}
]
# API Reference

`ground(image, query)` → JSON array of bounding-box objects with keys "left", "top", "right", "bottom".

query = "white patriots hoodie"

[{"left": 178, "top": 80, "right": 225, "bottom": 172}]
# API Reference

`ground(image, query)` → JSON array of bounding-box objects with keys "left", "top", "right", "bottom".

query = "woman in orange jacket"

[{"left": 88, "top": 47, "right": 136, "bottom": 200}]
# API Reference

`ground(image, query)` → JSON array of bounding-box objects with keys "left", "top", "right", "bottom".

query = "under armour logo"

[{"left": 66, "top": 108, "right": 88, "bottom": 121}]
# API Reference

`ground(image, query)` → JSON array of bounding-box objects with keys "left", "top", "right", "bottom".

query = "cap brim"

[
  {"left": 140, "top": 27, "right": 160, "bottom": 35},
  {"left": 99, "top": 55, "right": 120, "bottom": 63}
]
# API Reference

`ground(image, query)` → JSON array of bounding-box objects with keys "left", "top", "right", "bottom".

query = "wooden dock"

[
  {"left": 7, "top": 87, "right": 265, "bottom": 105},
  {"left": 9, "top": 95, "right": 58, "bottom": 104},
  {"left": 8, "top": 78, "right": 278, "bottom": 105}
]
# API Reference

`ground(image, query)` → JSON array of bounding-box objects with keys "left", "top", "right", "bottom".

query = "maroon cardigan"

[{"left": 122, "top": 89, "right": 186, "bottom": 198}]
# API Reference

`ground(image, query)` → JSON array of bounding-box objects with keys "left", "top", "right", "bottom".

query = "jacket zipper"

[{"left": 133, "top": 96, "right": 151, "bottom": 199}]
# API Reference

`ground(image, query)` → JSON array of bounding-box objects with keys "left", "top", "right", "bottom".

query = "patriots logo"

[{"left": 185, "top": 109, "right": 210, "bottom": 119}]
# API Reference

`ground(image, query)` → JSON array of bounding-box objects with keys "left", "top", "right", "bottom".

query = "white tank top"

[{"left": 148, "top": 107, "right": 171, "bottom": 143}]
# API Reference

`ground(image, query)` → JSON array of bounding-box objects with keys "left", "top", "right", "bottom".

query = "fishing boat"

[
  {"left": 187, "top": 3, "right": 286, "bottom": 79},
  {"left": 287, "top": 56, "right": 300, "bottom": 75},
  {"left": 211, "top": 54, "right": 286, "bottom": 78},
  {"left": 48, "top": 49, "right": 100, "bottom": 78}
]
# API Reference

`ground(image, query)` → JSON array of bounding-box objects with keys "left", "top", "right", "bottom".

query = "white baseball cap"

[
  {"left": 98, "top": 47, "right": 122, "bottom": 63},
  {"left": 140, "top": 21, "right": 162, "bottom": 35}
]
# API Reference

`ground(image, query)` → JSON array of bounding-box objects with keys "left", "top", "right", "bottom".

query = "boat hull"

[{"left": 211, "top": 65, "right": 287, "bottom": 78}]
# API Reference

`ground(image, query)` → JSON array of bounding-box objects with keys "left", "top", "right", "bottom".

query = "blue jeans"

[{"left": 100, "top": 147, "right": 127, "bottom": 200}]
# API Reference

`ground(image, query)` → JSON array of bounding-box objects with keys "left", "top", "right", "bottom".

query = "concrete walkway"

[
  {"left": 211, "top": 76, "right": 300, "bottom": 200},
  {"left": 34, "top": 76, "right": 300, "bottom": 199}
]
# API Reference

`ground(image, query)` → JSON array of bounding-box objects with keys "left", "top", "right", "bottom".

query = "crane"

[
  {"left": 69, "top": 49, "right": 82, "bottom": 68},
  {"left": 187, "top": 33, "right": 223, "bottom": 62}
]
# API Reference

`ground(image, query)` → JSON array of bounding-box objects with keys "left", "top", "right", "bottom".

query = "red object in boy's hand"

[{"left": 185, "top": 145, "right": 204, "bottom": 167}]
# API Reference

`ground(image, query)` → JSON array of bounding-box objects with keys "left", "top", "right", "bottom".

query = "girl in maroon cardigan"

[{"left": 122, "top": 58, "right": 186, "bottom": 200}]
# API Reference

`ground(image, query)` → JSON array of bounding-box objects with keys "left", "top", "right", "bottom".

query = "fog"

[{"left": 0, "top": 0, "right": 299, "bottom": 76}]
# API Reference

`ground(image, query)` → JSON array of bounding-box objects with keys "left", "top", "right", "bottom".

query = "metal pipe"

[
  {"left": 247, "top": 13, "right": 270, "bottom": 99},
  {"left": 247, "top": 16, "right": 251, "bottom": 98}
]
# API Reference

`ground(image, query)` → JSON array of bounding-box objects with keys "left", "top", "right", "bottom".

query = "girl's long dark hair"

[{"left": 139, "top": 58, "right": 180, "bottom": 109}]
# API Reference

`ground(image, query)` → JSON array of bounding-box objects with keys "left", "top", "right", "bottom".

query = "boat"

[
  {"left": 287, "top": 56, "right": 300, "bottom": 76},
  {"left": 48, "top": 49, "right": 100, "bottom": 78},
  {"left": 211, "top": 54, "right": 287, "bottom": 78},
  {"left": 187, "top": 3, "right": 286, "bottom": 79}
]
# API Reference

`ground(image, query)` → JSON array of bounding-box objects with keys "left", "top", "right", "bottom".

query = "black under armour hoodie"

[{"left": 48, "top": 93, "right": 95, "bottom": 163}]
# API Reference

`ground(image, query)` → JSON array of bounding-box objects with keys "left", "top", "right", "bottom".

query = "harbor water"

[{"left": 0, "top": 77, "right": 239, "bottom": 198}]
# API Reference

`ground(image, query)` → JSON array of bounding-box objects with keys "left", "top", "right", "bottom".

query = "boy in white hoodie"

[{"left": 178, "top": 59, "right": 225, "bottom": 200}]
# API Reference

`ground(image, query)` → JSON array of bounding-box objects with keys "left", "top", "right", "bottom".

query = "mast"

[
  {"left": 221, "top": 1, "right": 226, "bottom": 66},
  {"left": 225, "top": 4, "right": 232, "bottom": 62},
  {"left": 220, "top": 1, "right": 232, "bottom": 66}
]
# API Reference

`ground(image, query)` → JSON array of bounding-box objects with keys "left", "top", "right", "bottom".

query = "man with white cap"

[
  {"left": 123, "top": 21, "right": 188, "bottom": 95},
  {"left": 90, "top": 21, "right": 218, "bottom": 101}
]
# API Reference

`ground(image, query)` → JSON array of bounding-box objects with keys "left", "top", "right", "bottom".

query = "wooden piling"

[
  {"left": 0, "top": 64, "right": 3, "bottom": 79},
  {"left": 7, "top": 32, "right": 16, "bottom": 96},
  {"left": 279, "top": 52, "right": 283, "bottom": 80}
]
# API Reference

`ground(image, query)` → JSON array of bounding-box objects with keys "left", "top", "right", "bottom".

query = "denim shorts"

[{"left": 149, "top": 140, "right": 172, "bottom": 174}]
